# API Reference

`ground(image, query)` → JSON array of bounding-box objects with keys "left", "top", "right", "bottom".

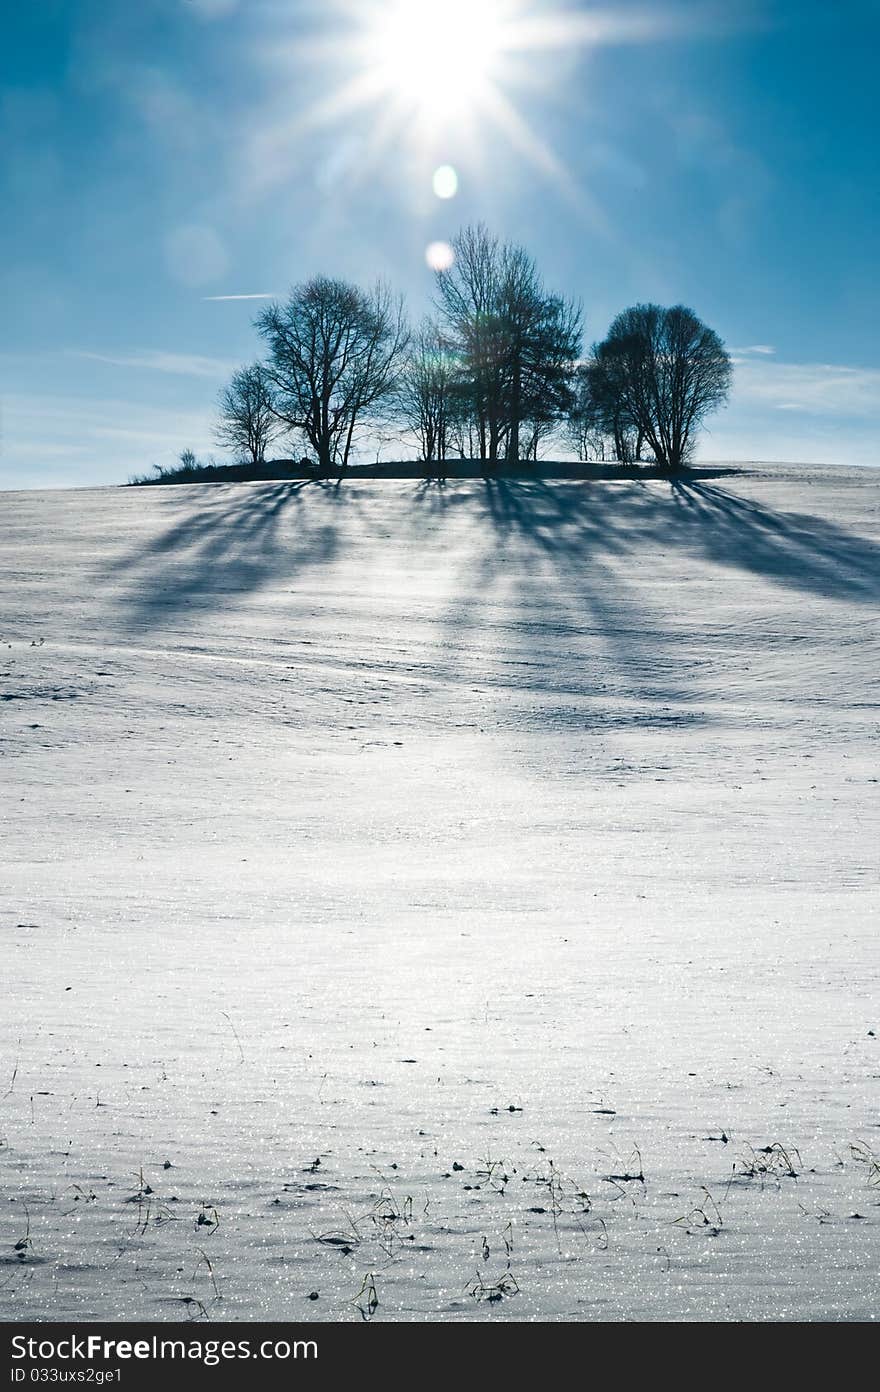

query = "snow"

[{"left": 1, "top": 463, "right": 878, "bottom": 1322}]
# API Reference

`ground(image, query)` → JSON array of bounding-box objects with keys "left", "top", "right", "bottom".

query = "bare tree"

[
  {"left": 256, "top": 277, "right": 408, "bottom": 473},
  {"left": 568, "top": 364, "right": 605, "bottom": 461},
  {"left": 434, "top": 224, "right": 505, "bottom": 462},
  {"left": 569, "top": 359, "right": 644, "bottom": 464},
  {"left": 494, "top": 244, "right": 581, "bottom": 463},
  {"left": 435, "top": 225, "right": 581, "bottom": 464},
  {"left": 592, "top": 305, "right": 732, "bottom": 470},
  {"left": 397, "top": 321, "right": 458, "bottom": 467},
  {"left": 214, "top": 363, "right": 283, "bottom": 467},
  {"left": 520, "top": 414, "right": 558, "bottom": 462}
]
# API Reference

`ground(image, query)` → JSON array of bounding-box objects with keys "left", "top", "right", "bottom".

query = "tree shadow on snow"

[
  {"left": 471, "top": 476, "right": 880, "bottom": 605},
  {"left": 666, "top": 478, "right": 880, "bottom": 603},
  {"left": 109, "top": 474, "right": 880, "bottom": 720},
  {"left": 418, "top": 475, "right": 880, "bottom": 717},
  {"left": 108, "top": 481, "right": 350, "bottom": 629}
]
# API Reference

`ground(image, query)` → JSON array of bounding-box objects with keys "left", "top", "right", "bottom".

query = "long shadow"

[
  {"left": 470, "top": 475, "right": 880, "bottom": 605},
  {"left": 667, "top": 479, "right": 880, "bottom": 603},
  {"left": 109, "top": 481, "right": 341, "bottom": 629},
  {"left": 419, "top": 474, "right": 880, "bottom": 719},
  {"left": 108, "top": 475, "right": 880, "bottom": 723},
  {"left": 426, "top": 478, "right": 696, "bottom": 713}
]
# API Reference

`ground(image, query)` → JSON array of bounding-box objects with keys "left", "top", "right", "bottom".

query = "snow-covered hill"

[{"left": 1, "top": 464, "right": 878, "bottom": 1321}]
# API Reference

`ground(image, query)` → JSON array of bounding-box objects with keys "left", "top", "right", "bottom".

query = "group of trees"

[{"left": 216, "top": 224, "right": 732, "bottom": 474}]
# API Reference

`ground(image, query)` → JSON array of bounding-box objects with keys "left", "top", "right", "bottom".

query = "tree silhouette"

[
  {"left": 215, "top": 363, "right": 284, "bottom": 467},
  {"left": 257, "top": 277, "right": 408, "bottom": 473},
  {"left": 494, "top": 243, "right": 581, "bottom": 463},
  {"left": 398, "top": 321, "right": 458, "bottom": 467},
  {"left": 569, "top": 360, "right": 644, "bottom": 463},
  {"left": 591, "top": 304, "right": 731, "bottom": 470},
  {"left": 434, "top": 224, "right": 581, "bottom": 464}
]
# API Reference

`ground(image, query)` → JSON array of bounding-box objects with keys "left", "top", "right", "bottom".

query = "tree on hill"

[
  {"left": 493, "top": 242, "right": 582, "bottom": 463},
  {"left": 591, "top": 304, "right": 732, "bottom": 470},
  {"left": 257, "top": 276, "right": 408, "bottom": 473},
  {"left": 215, "top": 363, "right": 284, "bottom": 467},
  {"left": 397, "top": 321, "right": 458, "bottom": 466},
  {"left": 433, "top": 224, "right": 504, "bottom": 462},
  {"left": 569, "top": 360, "right": 645, "bottom": 464},
  {"left": 434, "top": 224, "right": 581, "bottom": 464}
]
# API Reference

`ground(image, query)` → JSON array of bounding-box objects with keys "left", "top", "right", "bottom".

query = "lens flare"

[
  {"left": 425, "top": 240, "right": 455, "bottom": 271},
  {"left": 432, "top": 165, "right": 459, "bottom": 199}
]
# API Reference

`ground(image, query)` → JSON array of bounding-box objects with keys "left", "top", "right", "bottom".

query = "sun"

[
  {"left": 268, "top": 0, "right": 640, "bottom": 213},
  {"left": 365, "top": 0, "right": 507, "bottom": 120}
]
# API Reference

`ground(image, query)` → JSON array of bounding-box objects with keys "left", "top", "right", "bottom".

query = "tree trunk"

[{"left": 509, "top": 363, "right": 521, "bottom": 462}]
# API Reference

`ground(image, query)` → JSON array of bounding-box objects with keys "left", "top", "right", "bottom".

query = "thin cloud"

[
  {"left": 70, "top": 349, "right": 234, "bottom": 379},
  {"left": 505, "top": 0, "right": 774, "bottom": 52},
  {"left": 732, "top": 359, "right": 880, "bottom": 417},
  {"left": 202, "top": 293, "right": 275, "bottom": 301},
  {"left": 731, "top": 344, "right": 776, "bottom": 356}
]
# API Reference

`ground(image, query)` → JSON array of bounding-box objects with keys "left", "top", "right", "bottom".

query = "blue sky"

[{"left": 1, "top": 0, "right": 877, "bottom": 486}]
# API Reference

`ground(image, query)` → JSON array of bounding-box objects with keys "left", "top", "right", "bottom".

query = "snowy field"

[{"left": 1, "top": 463, "right": 878, "bottom": 1323}]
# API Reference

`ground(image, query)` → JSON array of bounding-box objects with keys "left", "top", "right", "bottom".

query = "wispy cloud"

[
  {"left": 202, "top": 293, "right": 275, "bottom": 301},
  {"left": 507, "top": 0, "right": 774, "bottom": 52},
  {"left": 731, "top": 344, "right": 776, "bottom": 356},
  {"left": 70, "top": 349, "right": 234, "bottom": 379},
  {"left": 733, "top": 359, "right": 880, "bottom": 417}
]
